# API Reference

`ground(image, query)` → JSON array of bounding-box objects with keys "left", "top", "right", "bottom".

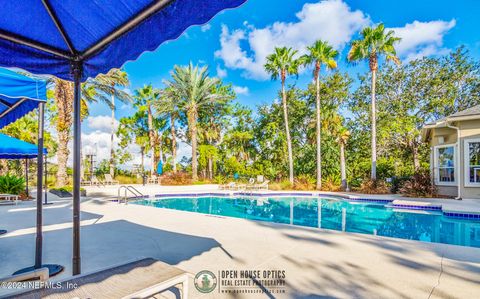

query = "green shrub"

[
  {"left": 357, "top": 179, "right": 390, "bottom": 194},
  {"left": 50, "top": 186, "right": 85, "bottom": 192},
  {"left": 294, "top": 175, "right": 315, "bottom": 190},
  {"left": 0, "top": 175, "right": 25, "bottom": 195}
]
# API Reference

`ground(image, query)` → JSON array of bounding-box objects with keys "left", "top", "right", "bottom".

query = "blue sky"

[{"left": 81, "top": 0, "right": 480, "bottom": 167}]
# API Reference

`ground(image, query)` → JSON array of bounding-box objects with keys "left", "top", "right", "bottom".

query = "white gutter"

[{"left": 444, "top": 121, "right": 462, "bottom": 200}]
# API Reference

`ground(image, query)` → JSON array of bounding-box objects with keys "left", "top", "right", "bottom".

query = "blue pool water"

[{"left": 133, "top": 196, "right": 480, "bottom": 248}]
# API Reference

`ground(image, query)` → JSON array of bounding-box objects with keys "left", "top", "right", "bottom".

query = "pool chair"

[
  {"left": 219, "top": 182, "right": 234, "bottom": 190},
  {"left": 5, "top": 258, "right": 189, "bottom": 299},
  {"left": 91, "top": 176, "right": 105, "bottom": 187},
  {"left": 0, "top": 194, "right": 19, "bottom": 205},
  {"left": 148, "top": 175, "right": 159, "bottom": 184},
  {"left": 253, "top": 180, "right": 270, "bottom": 191},
  {"left": 104, "top": 174, "right": 119, "bottom": 185}
]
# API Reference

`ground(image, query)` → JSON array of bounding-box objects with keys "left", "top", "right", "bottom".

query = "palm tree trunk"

[
  {"left": 340, "top": 142, "right": 347, "bottom": 191},
  {"left": 370, "top": 68, "right": 377, "bottom": 181},
  {"left": 55, "top": 79, "right": 73, "bottom": 187},
  {"left": 109, "top": 94, "right": 115, "bottom": 177},
  {"left": 188, "top": 109, "right": 198, "bottom": 181},
  {"left": 208, "top": 157, "right": 213, "bottom": 180},
  {"left": 412, "top": 142, "right": 420, "bottom": 172},
  {"left": 281, "top": 75, "right": 294, "bottom": 185},
  {"left": 170, "top": 114, "right": 177, "bottom": 173},
  {"left": 315, "top": 63, "right": 322, "bottom": 190},
  {"left": 147, "top": 104, "right": 156, "bottom": 176}
]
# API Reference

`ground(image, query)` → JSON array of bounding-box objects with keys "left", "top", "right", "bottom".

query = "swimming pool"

[{"left": 133, "top": 196, "right": 480, "bottom": 248}]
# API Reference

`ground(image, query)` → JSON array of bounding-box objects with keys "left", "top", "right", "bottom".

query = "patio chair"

[
  {"left": 148, "top": 175, "right": 159, "bottom": 184},
  {"left": 104, "top": 174, "right": 119, "bottom": 185},
  {"left": 80, "top": 179, "right": 92, "bottom": 186},
  {"left": 5, "top": 258, "right": 189, "bottom": 299},
  {"left": 91, "top": 176, "right": 105, "bottom": 187},
  {"left": 0, "top": 194, "right": 18, "bottom": 205},
  {"left": 253, "top": 180, "right": 270, "bottom": 191},
  {"left": 245, "top": 178, "right": 257, "bottom": 190}
]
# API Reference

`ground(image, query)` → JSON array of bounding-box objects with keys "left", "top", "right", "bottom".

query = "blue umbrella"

[
  {"left": 0, "top": 133, "right": 47, "bottom": 159},
  {"left": 0, "top": 0, "right": 247, "bottom": 275}
]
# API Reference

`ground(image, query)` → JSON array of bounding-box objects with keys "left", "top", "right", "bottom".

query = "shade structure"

[
  {"left": 0, "top": 68, "right": 47, "bottom": 129},
  {"left": 0, "top": 0, "right": 247, "bottom": 276},
  {"left": 0, "top": 133, "right": 47, "bottom": 159}
]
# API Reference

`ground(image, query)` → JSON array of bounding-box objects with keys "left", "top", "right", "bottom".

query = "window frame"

[
  {"left": 434, "top": 144, "right": 457, "bottom": 186},
  {"left": 464, "top": 138, "right": 480, "bottom": 187}
]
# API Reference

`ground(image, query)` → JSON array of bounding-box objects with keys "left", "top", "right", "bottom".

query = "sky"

[{"left": 79, "top": 0, "right": 480, "bottom": 169}]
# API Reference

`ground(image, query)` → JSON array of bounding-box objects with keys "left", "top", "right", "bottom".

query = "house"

[{"left": 422, "top": 105, "right": 480, "bottom": 199}]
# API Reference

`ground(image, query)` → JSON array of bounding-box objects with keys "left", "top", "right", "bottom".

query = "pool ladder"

[{"left": 117, "top": 185, "right": 144, "bottom": 204}]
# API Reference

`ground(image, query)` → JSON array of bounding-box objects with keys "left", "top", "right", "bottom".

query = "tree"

[
  {"left": 91, "top": 69, "right": 131, "bottom": 177},
  {"left": 347, "top": 23, "right": 401, "bottom": 181},
  {"left": 264, "top": 47, "right": 301, "bottom": 184},
  {"left": 133, "top": 85, "right": 163, "bottom": 175},
  {"left": 155, "top": 87, "right": 180, "bottom": 173},
  {"left": 336, "top": 127, "right": 350, "bottom": 191},
  {"left": 165, "top": 63, "right": 230, "bottom": 181},
  {"left": 302, "top": 40, "right": 338, "bottom": 190},
  {"left": 50, "top": 69, "right": 131, "bottom": 187}
]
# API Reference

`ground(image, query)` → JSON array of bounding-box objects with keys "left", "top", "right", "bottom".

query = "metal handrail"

[{"left": 117, "top": 185, "right": 145, "bottom": 204}]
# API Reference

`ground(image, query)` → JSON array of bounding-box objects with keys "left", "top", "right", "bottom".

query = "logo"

[{"left": 194, "top": 270, "right": 217, "bottom": 293}]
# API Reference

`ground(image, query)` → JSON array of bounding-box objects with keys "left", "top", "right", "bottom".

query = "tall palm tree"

[
  {"left": 264, "top": 47, "right": 300, "bottom": 185},
  {"left": 92, "top": 69, "right": 130, "bottom": 177},
  {"left": 165, "top": 63, "right": 227, "bottom": 181},
  {"left": 302, "top": 40, "right": 338, "bottom": 190},
  {"left": 154, "top": 86, "right": 179, "bottom": 173},
  {"left": 133, "top": 85, "right": 162, "bottom": 175},
  {"left": 52, "top": 69, "right": 131, "bottom": 187},
  {"left": 336, "top": 127, "right": 350, "bottom": 191},
  {"left": 347, "top": 23, "right": 401, "bottom": 181}
]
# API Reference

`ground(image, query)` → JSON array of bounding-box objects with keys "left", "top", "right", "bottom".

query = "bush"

[
  {"left": 399, "top": 171, "right": 437, "bottom": 198},
  {"left": 293, "top": 175, "right": 315, "bottom": 191},
  {"left": 357, "top": 179, "right": 390, "bottom": 194},
  {"left": 161, "top": 172, "right": 192, "bottom": 185},
  {"left": 0, "top": 175, "right": 25, "bottom": 195},
  {"left": 390, "top": 176, "right": 410, "bottom": 194},
  {"left": 269, "top": 180, "right": 293, "bottom": 191}
]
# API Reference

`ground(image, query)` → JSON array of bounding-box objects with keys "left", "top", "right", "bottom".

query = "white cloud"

[
  {"left": 233, "top": 85, "right": 250, "bottom": 95},
  {"left": 215, "top": 0, "right": 369, "bottom": 80},
  {"left": 86, "top": 115, "right": 118, "bottom": 134},
  {"left": 390, "top": 20, "right": 455, "bottom": 61},
  {"left": 216, "top": 65, "right": 228, "bottom": 78},
  {"left": 201, "top": 24, "right": 212, "bottom": 32}
]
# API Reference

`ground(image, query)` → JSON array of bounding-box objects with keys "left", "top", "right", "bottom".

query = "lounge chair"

[
  {"left": 91, "top": 176, "right": 105, "bottom": 187},
  {"left": 253, "top": 180, "right": 270, "bottom": 191},
  {"left": 4, "top": 258, "right": 189, "bottom": 299},
  {"left": 220, "top": 182, "right": 236, "bottom": 190},
  {"left": 0, "top": 194, "right": 18, "bottom": 205},
  {"left": 148, "top": 175, "right": 159, "bottom": 184},
  {"left": 104, "top": 174, "right": 119, "bottom": 185},
  {"left": 245, "top": 178, "right": 257, "bottom": 190}
]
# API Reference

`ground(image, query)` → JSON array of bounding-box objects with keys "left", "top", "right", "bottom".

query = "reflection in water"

[{"left": 135, "top": 197, "right": 480, "bottom": 248}]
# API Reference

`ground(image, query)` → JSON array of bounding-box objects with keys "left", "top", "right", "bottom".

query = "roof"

[{"left": 421, "top": 105, "right": 480, "bottom": 141}]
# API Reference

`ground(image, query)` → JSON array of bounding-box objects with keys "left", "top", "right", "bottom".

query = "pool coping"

[{"left": 124, "top": 191, "right": 480, "bottom": 220}]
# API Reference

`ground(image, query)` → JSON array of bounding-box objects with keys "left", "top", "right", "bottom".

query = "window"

[
  {"left": 464, "top": 139, "right": 480, "bottom": 186},
  {"left": 435, "top": 145, "right": 455, "bottom": 184}
]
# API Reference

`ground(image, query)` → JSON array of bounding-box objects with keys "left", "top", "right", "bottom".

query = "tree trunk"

[
  {"left": 188, "top": 109, "right": 198, "bottom": 181},
  {"left": 412, "top": 143, "right": 420, "bottom": 172},
  {"left": 170, "top": 114, "right": 177, "bottom": 173},
  {"left": 281, "top": 74, "right": 294, "bottom": 185},
  {"left": 109, "top": 94, "right": 115, "bottom": 177},
  {"left": 208, "top": 157, "right": 213, "bottom": 180},
  {"left": 147, "top": 103, "right": 156, "bottom": 176},
  {"left": 370, "top": 67, "right": 377, "bottom": 181},
  {"left": 340, "top": 142, "right": 347, "bottom": 191},
  {"left": 0, "top": 160, "right": 8, "bottom": 175},
  {"left": 315, "top": 62, "right": 322, "bottom": 190},
  {"left": 55, "top": 79, "right": 74, "bottom": 187}
]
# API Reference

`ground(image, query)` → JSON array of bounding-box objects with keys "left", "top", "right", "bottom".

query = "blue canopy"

[
  {"left": 0, "top": 0, "right": 246, "bottom": 81},
  {"left": 0, "top": 133, "right": 47, "bottom": 159},
  {"left": 0, "top": 68, "right": 47, "bottom": 128}
]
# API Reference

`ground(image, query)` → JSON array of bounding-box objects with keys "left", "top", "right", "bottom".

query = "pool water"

[{"left": 133, "top": 196, "right": 480, "bottom": 248}]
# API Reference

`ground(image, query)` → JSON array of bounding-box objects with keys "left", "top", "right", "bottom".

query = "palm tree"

[
  {"left": 154, "top": 87, "right": 179, "bottom": 173},
  {"left": 165, "top": 63, "right": 227, "bottom": 181},
  {"left": 92, "top": 69, "right": 130, "bottom": 177},
  {"left": 347, "top": 23, "right": 401, "bottom": 181},
  {"left": 52, "top": 69, "right": 131, "bottom": 187},
  {"left": 133, "top": 85, "right": 162, "bottom": 175},
  {"left": 336, "top": 127, "right": 350, "bottom": 191},
  {"left": 302, "top": 40, "right": 338, "bottom": 190},
  {"left": 264, "top": 47, "right": 301, "bottom": 185}
]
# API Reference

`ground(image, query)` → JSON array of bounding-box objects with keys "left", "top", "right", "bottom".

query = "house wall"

[{"left": 429, "top": 119, "right": 480, "bottom": 199}]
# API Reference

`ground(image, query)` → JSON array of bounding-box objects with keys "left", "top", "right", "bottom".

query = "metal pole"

[
  {"left": 44, "top": 155, "right": 48, "bottom": 204},
  {"left": 35, "top": 102, "right": 45, "bottom": 269},
  {"left": 25, "top": 158, "right": 28, "bottom": 196},
  {"left": 72, "top": 63, "right": 82, "bottom": 275}
]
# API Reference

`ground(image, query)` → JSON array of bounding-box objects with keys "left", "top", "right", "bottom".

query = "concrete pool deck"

[{"left": 1, "top": 190, "right": 479, "bottom": 298}]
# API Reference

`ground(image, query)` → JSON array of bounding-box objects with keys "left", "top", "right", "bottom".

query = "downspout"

[{"left": 445, "top": 121, "right": 461, "bottom": 200}]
